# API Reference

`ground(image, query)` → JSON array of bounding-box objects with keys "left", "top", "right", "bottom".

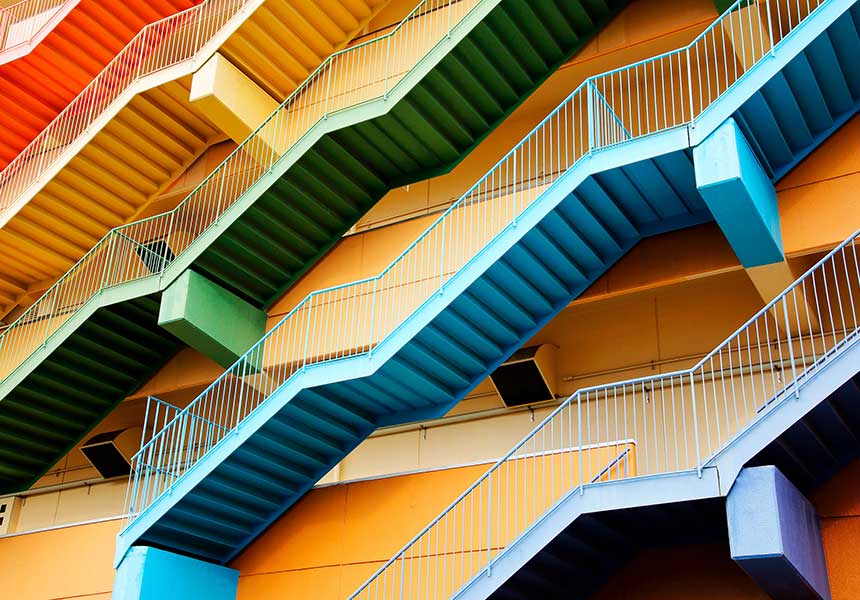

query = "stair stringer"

[
  {"left": 0, "top": 0, "right": 81, "bottom": 65},
  {"left": 689, "top": 0, "right": 860, "bottom": 177},
  {"left": 114, "top": 127, "right": 693, "bottom": 566},
  {"left": 450, "top": 333, "right": 860, "bottom": 600}
]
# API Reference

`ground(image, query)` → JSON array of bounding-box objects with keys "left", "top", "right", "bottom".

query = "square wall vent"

[
  {"left": 80, "top": 428, "right": 142, "bottom": 479},
  {"left": 490, "top": 344, "right": 557, "bottom": 407},
  {"left": 0, "top": 497, "right": 21, "bottom": 536}
]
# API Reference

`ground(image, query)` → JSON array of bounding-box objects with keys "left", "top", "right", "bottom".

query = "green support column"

[{"left": 159, "top": 270, "right": 266, "bottom": 368}]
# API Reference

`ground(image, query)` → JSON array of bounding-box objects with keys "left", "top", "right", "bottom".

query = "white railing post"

[
  {"left": 782, "top": 296, "right": 799, "bottom": 396},
  {"left": 690, "top": 371, "right": 702, "bottom": 477},
  {"left": 384, "top": 35, "right": 392, "bottom": 99},
  {"left": 765, "top": 0, "right": 775, "bottom": 54},
  {"left": 578, "top": 395, "right": 584, "bottom": 494},
  {"left": 686, "top": 47, "right": 695, "bottom": 128},
  {"left": 586, "top": 82, "right": 595, "bottom": 153}
]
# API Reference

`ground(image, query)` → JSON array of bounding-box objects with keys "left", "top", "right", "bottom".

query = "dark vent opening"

[
  {"left": 135, "top": 240, "right": 175, "bottom": 274},
  {"left": 80, "top": 443, "right": 132, "bottom": 478},
  {"left": 491, "top": 361, "right": 552, "bottom": 407}
]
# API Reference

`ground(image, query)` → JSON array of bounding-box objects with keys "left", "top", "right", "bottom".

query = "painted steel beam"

[
  {"left": 190, "top": 52, "right": 280, "bottom": 149},
  {"left": 726, "top": 466, "right": 832, "bottom": 600},
  {"left": 158, "top": 269, "right": 266, "bottom": 369},
  {"left": 114, "top": 546, "right": 239, "bottom": 600},
  {"left": 694, "top": 117, "right": 784, "bottom": 268}
]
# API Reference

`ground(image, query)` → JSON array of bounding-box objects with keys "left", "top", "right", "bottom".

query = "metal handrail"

[
  {"left": 0, "top": 0, "right": 70, "bottom": 54},
  {"left": 117, "top": 0, "right": 831, "bottom": 528},
  {"left": 0, "top": 0, "right": 253, "bottom": 216}
]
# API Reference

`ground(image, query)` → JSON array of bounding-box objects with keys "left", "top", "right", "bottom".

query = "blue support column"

[
  {"left": 113, "top": 546, "right": 239, "bottom": 600},
  {"left": 726, "top": 466, "right": 831, "bottom": 600},
  {"left": 694, "top": 117, "right": 784, "bottom": 267}
]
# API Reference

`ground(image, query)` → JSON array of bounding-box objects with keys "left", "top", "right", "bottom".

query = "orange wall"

[
  {"left": 231, "top": 464, "right": 488, "bottom": 599},
  {"left": 1, "top": 519, "right": 119, "bottom": 600},
  {"left": 2, "top": 449, "right": 857, "bottom": 599},
  {"left": 233, "top": 443, "right": 636, "bottom": 600},
  {"left": 232, "top": 459, "right": 860, "bottom": 599}
]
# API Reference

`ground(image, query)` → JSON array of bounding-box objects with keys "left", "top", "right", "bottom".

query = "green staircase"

[
  {"left": 0, "top": 0, "right": 627, "bottom": 493},
  {"left": 195, "top": 0, "right": 626, "bottom": 305},
  {"left": 0, "top": 295, "right": 182, "bottom": 488}
]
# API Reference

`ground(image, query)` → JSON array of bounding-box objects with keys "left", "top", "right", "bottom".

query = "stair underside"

[
  {"left": 0, "top": 294, "right": 182, "bottom": 491},
  {"left": 0, "top": 0, "right": 201, "bottom": 169},
  {"left": 488, "top": 371, "right": 860, "bottom": 600},
  {"left": 195, "top": 0, "right": 629, "bottom": 307},
  {"left": 0, "top": 0, "right": 391, "bottom": 317}
]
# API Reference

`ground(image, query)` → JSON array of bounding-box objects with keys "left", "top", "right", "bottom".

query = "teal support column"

[
  {"left": 113, "top": 546, "right": 239, "bottom": 600},
  {"left": 727, "top": 466, "right": 832, "bottom": 600},
  {"left": 159, "top": 270, "right": 267, "bottom": 368},
  {"left": 694, "top": 117, "right": 784, "bottom": 268}
]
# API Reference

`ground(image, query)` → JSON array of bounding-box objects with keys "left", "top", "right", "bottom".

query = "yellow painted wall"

[
  {"left": 1, "top": 519, "right": 119, "bottom": 600},
  {"left": 4, "top": 457, "right": 856, "bottom": 599}
]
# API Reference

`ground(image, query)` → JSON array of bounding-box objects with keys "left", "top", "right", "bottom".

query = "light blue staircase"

[
  {"left": 371, "top": 230, "right": 860, "bottom": 600},
  {"left": 117, "top": 0, "right": 860, "bottom": 568}
]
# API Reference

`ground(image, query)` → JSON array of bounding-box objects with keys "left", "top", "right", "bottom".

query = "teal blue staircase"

[
  {"left": 353, "top": 227, "right": 860, "bottom": 600},
  {"left": 118, "top": 0, "right": 860, "bottom": 568}
]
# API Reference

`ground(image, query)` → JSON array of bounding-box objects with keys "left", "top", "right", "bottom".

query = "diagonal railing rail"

[
  {"left": 0, "top": 0, "right": 254, "bottom": 219},
  {"left": 0, "top": 0, "right": 70, "bottom": 54},
  {"left": 349, "top": 226, "right": 860, "bottom": 599},
  {"left": 117, "top": 0, "right": 834, "bottom": 526}
]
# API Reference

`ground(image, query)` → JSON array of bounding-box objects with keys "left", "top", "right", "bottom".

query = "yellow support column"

[
  {"left": 747, "top": 259, "right": 821, "bottom": 335},
  {"left": 190, "top": 52, "right": 281, "bottom": 149},
  {"left": 720, "top": 0, "right": 772, "bottom": 69}
]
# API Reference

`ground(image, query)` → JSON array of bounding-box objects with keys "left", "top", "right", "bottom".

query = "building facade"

[{"left": 1, "top": 0, "right": 859, "bottom": 598}]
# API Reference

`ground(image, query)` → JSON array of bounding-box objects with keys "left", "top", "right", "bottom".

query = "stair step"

[
  {"left": 292, "top": 394, "right": 365, "bottom": 440},
  {"left": 161, "top": 506, "right": 253, "bottom": 546},
  {"left": 618, "top": 158, "right": 692, "bottom": 220},
  {"left": 189, "top": 479, "right": 280, "bottom": 521},
  {"left": 433, "top": 308, "right": 505, "bottom": 361},
  {"left": 334, "top": 378, "right": 404, "bottom": 414},
  {"left": 401, "top": 340, "right": 473, "bottom": 389},
  {"left": 806, "top": 33, "right": 854, "bottom": 117},
  {"left": 231, "top": 442, "right": 313, "bottom": 490},
  {"left": 828, "top": 12, "right": 860, "bottom": 99},
  {"left": 575, "top": 177, "right": 639, "bottom": 241},
  {"left": 486, "top": 259, "right": 555, "bottom": 316},
  {"left": 540, "top": 211, "right": 604, "bottom": 274},
  {"left": 782, "top": 52, "right": 835, "bottom": 133},
  {"left": 298, "top": 388, "right": 376, "bottom": 431},
  {"left": 263, "top": 415, "right": 344, "bottom": 461},
  {"left": 762, "top": 73, "right": 814, "bottom": 151},
  {"left": 737, "top": 93, "right": 793, "bottom": 172},
  {"left": 208, "top": 464, "right": 290, "bottom": 507},
  {"left": 145, "top": 521, "right": 234, "bottom": 563},
  {"left": 457, "top": 286, "right": 526, "bottom": 343},
  {"left": 177, "top": 493, "right": 267, "bottom": 534},
  {"left": 11, "top": 384, "right": 106, "bottom": 420},
  {"left": 504, "top": 244, "right": 571, "bottom": 301},
  {"left": 388, "top": 355, "right": 456, "bottom": 400},
  {"left": 418, "top": 323, "right": 488, "bottom": 375},
  {"left": 525, "top": 226, "right": 589, "bottom": 287}
]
